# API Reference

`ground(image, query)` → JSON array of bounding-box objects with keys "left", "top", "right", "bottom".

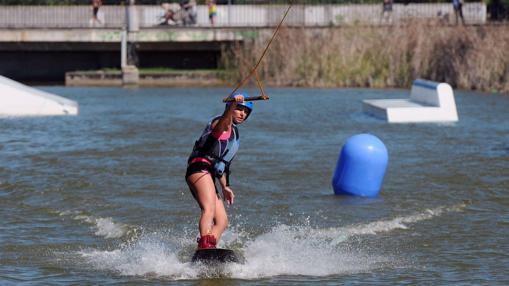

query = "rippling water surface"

[{"left": 0, "top": 87, "right": 508, "bottom": 285}]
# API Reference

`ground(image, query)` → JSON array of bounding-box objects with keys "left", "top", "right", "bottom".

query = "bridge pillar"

[{"left": 122, "top": 0, "right": 139, "bottom": 86}]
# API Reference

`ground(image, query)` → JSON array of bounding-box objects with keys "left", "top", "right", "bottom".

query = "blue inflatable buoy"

[{"left": 332, "top": 134, "right": 388, "bottom": 197}]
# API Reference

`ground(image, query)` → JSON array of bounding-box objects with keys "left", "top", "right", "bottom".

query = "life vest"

[{"left": 188, "top": 115, "right": 240, "bottom": 177}]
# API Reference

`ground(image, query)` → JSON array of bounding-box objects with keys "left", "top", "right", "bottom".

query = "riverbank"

[
  {"left": 223, "top": 22, "right": 509, "bottom": 93},
  {"left": 65, "top": 69, "right": 229, "bottom": 87}
]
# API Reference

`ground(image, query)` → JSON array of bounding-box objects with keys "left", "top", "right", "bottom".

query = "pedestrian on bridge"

[
  {"left": 208, "top": 0, "right": 218, "bottom": 26},
  {"left": 90, "top": 0, "right": 104, "bottom": 27},
  {"left": 452, "top": 0, "right": 465, "bottom": 25}
]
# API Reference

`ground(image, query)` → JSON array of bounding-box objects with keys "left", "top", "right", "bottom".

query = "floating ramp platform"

[
  {"left": 0, "top": 75, "right": 78, "bottom": 116},
  {"left": 363, "top": 79, "right": 458, "bottom": 123}
]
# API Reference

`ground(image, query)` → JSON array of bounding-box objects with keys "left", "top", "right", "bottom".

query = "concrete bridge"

[{"left": 0, "top": 27, "right": 263, "bottom": 82}]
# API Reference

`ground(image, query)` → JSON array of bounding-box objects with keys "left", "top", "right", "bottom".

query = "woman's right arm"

[{"left": 210, "top": 95, "right": 244, "bottom": 136}]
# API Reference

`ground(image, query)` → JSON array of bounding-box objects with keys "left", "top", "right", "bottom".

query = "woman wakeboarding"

[
  {"left": 185, "top": 93, "right": 253, "bottom": 249},
  {"left": 185, "top": 3, "right": 291, "bottom": 251}
]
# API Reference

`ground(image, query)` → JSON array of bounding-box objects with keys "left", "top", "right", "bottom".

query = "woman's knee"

[{"left": 201, "top": 205, "right": 216, "bottom": 217}]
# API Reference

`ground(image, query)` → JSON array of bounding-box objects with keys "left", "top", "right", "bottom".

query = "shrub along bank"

[{"left": 222, "top": 23, "right": 509, "bottom": 93}]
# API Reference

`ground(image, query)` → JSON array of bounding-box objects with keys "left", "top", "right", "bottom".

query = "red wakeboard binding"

[{"left": 197, "top": 234, "right": 217, "bottom": 249}]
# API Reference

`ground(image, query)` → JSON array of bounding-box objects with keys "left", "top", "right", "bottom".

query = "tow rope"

[{"left": 223, "top": 4, "right": 292, "bottom": 103}]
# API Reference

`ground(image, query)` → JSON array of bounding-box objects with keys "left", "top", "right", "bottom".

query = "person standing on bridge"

[
  {"left": 90, "top": 0, "right": 103, "bottom": 27},
  {"left": 452, "top": 0, "right": 465, "bottom": 25},
  {"left": 381, "top": 0, "right": 393, "bottom": 24},
  {"left": 207, "top": 0, "right": 217, "bottom": 26},
  {"left": 185, "top": 92, "right": 253, "bottom": 249}
]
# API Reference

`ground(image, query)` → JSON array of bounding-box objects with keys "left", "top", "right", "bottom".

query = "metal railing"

[{"left": 0, "top": 3, "right": 487, "bottom": 28}]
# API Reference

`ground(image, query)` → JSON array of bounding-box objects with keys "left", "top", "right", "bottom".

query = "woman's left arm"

[{"left": 219, "top": 175, "right": 235, "bottom": 205}]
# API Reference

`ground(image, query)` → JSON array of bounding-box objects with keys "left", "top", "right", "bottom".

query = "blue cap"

[{"left": 226, "top": 92, "right": 254, "bottom": 119}]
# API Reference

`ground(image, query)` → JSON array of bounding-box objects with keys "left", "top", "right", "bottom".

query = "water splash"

[
  {"left": 58, "top": 210, "right": 129, "bottom": 239},
  {"left": 76, "top": 203, "right": 466, "bottom": 279},
  {"left": 80, "top": 231, "right": 199, "bottom": 279},
  {"left": 230, "top": 224, "right": 384, "bottom": 278}
]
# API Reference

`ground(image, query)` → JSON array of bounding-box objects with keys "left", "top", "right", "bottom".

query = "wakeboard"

[{"left": 191, "top": 248, "right": 242, "bottom": 264}]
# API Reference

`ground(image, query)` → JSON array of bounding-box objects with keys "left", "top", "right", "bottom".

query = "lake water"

[{"left": 1, "top": 87, "right": 508, "bottom": 285}]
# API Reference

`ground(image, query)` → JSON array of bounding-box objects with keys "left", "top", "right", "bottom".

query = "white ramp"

[
  {"left": 363, "top": 79, "right": 458, "bottom": 123},
  {"left": 0, "top": 75, "right": 78, "bottom": 116}
]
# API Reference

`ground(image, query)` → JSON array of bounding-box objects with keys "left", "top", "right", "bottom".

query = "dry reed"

[{"left": 221, "top": 22, "right": 509, "bottom": 93}]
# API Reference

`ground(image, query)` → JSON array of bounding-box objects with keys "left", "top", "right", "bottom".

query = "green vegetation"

[
  {"left": 75, "top": 67, "right": 226, "bottom": 74},
  {"left": 222, "top": 23, "right": 509, "bottom": 92}
]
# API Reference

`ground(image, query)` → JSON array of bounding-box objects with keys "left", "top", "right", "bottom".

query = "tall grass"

[{"left": 221, "top": 22, "right": 509, "bottom": 93}]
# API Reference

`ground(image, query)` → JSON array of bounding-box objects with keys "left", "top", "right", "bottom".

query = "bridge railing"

[
  {"left": 0, "top": 5, "right": 125, "bottom": 28},
  {"left": 0, "top": 3, "right": 487, "bottom": 28}
]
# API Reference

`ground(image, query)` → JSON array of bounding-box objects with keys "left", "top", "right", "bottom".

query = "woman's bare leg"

[
  {"left": 211, "top": 198, "right": 228, "bottom": 241},
  {"left": 187, "top": 172, "right": 217, "bottom": 236}
]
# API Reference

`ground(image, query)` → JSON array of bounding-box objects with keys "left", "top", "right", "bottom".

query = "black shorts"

[{"left": 185, "top": 161, "right": 220, "bottom": 200}]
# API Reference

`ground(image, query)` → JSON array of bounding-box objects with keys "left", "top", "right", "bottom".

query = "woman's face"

[{"left": 232, "top": 105, "right": 250, "bottom": 124}]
